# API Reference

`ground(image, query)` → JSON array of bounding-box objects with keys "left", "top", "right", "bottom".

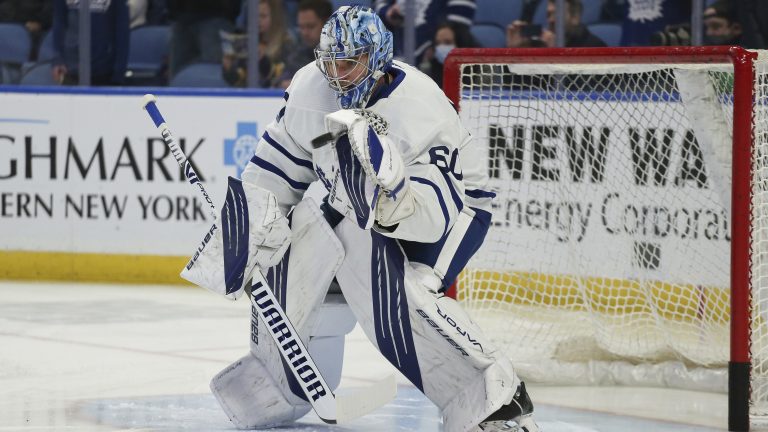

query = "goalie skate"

[{"left": 474, "top": 382, "right": 540, "bottom": 432}]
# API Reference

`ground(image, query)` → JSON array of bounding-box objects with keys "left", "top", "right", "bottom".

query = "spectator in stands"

[
  {"left": 520, "top": 0, "right": 541, "bottom": 23},
  {"left": 0, "top": 0, "right": 52, "bottom": 61},
  {"left": 51, "top": 0, "right": 129, "bottom": 86},
  {"left": 618, "top": 0, "right": 690, "bottom": 46},
  {"left": 420, "top": 21, "right": 477, "bottom": 85},
  {"left": 703, "top": 0, "right": 742, "bottom": 46},
  {"left": 146, "top": 0, "right": 168, "bottom": 25},
  {"left": 275, "top": 0, "right": 332, "bottom": 88},
  {"left": 222, "top": 0, "right": 295, "bottom": 88},
  {"left": 167, "top": 0, "right": 239, "bottom": 78},
  {"left": 374, "top": 0, "right": 476, "bottom": 63},
  {"left": 507, "top": 0, "right": 606, "bottom": 48},
  {"left": 735, "top": 0, "right": 767, "bottom": 49},
  {"left": 506, "top": 22, "right": 548, "bottom": 48}
]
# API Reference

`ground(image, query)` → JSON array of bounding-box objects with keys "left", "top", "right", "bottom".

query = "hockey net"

[{"left": 444, "top": 47, "right": 768, "bottom": 429}]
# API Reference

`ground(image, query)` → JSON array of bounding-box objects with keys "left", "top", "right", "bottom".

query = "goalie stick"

[{"left": 140, "top": 94, "right": 396, "bottom": 424}]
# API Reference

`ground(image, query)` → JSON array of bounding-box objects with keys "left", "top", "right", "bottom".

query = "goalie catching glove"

[
  {"left": 325, "top": 109, "right": 415, "bottom": 231},
  {"left": 181, "top": 177, "right": 291, "bottom": 300}
]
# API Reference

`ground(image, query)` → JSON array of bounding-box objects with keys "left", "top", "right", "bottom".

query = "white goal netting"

[{"left": 453, "top": 50, "right": 768, "bottom": 416}]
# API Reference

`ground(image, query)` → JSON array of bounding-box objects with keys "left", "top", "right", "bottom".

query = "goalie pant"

[{"left": 211, "top": 194, "right": 521, "bottom": 432}]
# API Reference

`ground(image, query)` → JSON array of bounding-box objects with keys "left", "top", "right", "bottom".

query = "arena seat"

[{"left": 170, "top": 63, "right": 229, "bottom": 88}]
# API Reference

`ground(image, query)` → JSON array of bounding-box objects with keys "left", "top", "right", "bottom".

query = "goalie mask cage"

[{"left": 443, "top": 46, "right": 768, "bottom": 431}]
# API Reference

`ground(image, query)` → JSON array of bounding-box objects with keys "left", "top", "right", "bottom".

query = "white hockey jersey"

[{"left": 241, "top": 60, "right": 494, "bottom": 286}]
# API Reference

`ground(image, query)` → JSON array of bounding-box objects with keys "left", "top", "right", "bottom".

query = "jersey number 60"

[{"left": 429, "top": 146, "right": 463, "bottom": 180}]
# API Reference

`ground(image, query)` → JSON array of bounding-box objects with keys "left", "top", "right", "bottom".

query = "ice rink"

[{"left": 0, "top": 282, "right": 727, "bottom": 431}]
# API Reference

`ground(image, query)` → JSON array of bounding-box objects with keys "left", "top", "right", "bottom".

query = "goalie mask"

[{"left": 315, "top": 5, "right": 393, "bottom": 109}]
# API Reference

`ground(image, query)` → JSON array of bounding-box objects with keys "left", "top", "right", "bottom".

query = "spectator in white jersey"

[{"left": 186, "top": 5, "right": 540, "bottom": 432}]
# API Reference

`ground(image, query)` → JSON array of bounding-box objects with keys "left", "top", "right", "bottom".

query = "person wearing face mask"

[
  {"left": 703, "top": 0, "right": 743, "bottom": 46},
  {"left": 420, "top": 22, "right": 477, "bottom": 86}
]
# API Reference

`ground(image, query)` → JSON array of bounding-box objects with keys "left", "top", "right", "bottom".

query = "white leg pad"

[
  {"left": 212, "top": 299, "right": 355, "bottom": 429},
  {"left": 332, "top": 220, "right": 522, "bottom": 432},
  {"left": 442, "top": 360, "right": 519, "bottom": 432},
  {"left": 212, "top": 196, "right": 354, "bottom": 428},
  {"left": 211, "top": 352, "right": 312, "bottom": 429}
]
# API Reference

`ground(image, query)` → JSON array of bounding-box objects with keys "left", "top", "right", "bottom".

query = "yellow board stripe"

[
  {"left": 0, "top": 251, "right": 191, "bottom": 285},
  {"left": 0, "top": 252, "right": 732, "bottom": 324},
  {"left": 457, "top": 270, "right": 731, "bottom": 324}
]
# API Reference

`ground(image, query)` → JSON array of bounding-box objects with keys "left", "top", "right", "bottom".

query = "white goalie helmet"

[{"left": 315, "top": 5, "right": 394, "bottom": 109}]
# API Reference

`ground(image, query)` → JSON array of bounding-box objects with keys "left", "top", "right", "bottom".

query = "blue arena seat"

[
  {"left": 581, "top": 0, "right": 603, "bottom": 24},
  {"left": 588, "top": 23, "right": 622, "bottom": 46},
  {"left": 0, "top": 23, "right": 31, "bottom": 63},
  {"left": 470, "top": 23, "right": 507, "bottom": 48},
  {"left": 126, "top": 25, "right": 170, "bottom": 83},
  {"left": 475, "top": 0, "right": 523, "bottom": 28},
  {"left": 169, "top": 63, "right": 229, "bottom": 88},
  {"left": 533, "top": 0, "right": 603, "bottom": 25},
  {"left": 19, "top": 62, "right": 57, "bottom": 85}
]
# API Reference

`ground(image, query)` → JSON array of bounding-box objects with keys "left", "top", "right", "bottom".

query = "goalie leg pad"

[
  {"left": 332, "top": 220, "right": 521, "bottom": 432},
  {"left": 211, "top": 352, "right": 312, "bottom": 429},
  {"left": 240, "top": 197, "right": 349, "bottom": 406},
  {"left": 212, "top": 306, "right": 354, "bottom": 430}
]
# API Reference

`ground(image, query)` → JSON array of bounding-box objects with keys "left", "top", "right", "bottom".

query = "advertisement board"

[
  {"left": 461, "top": 98, "right": 730, "bottom": 288},
  {"left": 0, "top": 88, "right": 733, "bottom": 287},
  {"left": 0, "top": 88, "right": 284, "bottom": 281}
]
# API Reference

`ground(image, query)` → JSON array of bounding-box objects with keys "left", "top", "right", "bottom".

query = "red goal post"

[{"left": 443, "top": 46, "right": 766, "bottom": 431}]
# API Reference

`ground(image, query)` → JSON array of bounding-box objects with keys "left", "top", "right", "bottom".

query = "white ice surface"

[{"left": 0, "top": 282, "right": 726, "bottom": 431}]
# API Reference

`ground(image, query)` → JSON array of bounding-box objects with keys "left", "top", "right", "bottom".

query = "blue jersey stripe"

[
  {"left": 262, "top": 131, "right": 314, "bottom": 169},
  {"left": 410, "top": 176, "right": 450, "bottom": 236},
  {"left": 438, "top": 170, "right": 464, "bottom": 213},
  {"left": 250, "top": 155, "right": 310, "bottom": 191},
  {"left": 399, "top": 206, "right": 491, "bottom": 290},
  {"left": 367, "top": 65, "right": 406, "bottom": 106},
  {"left": 466, "top": 189, "right": 496, "bottom": 199}
]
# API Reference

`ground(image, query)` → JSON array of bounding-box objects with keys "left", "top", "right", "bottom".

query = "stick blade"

[{"left": 332, "top": 374, "right": 397, "bottom": 424}]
